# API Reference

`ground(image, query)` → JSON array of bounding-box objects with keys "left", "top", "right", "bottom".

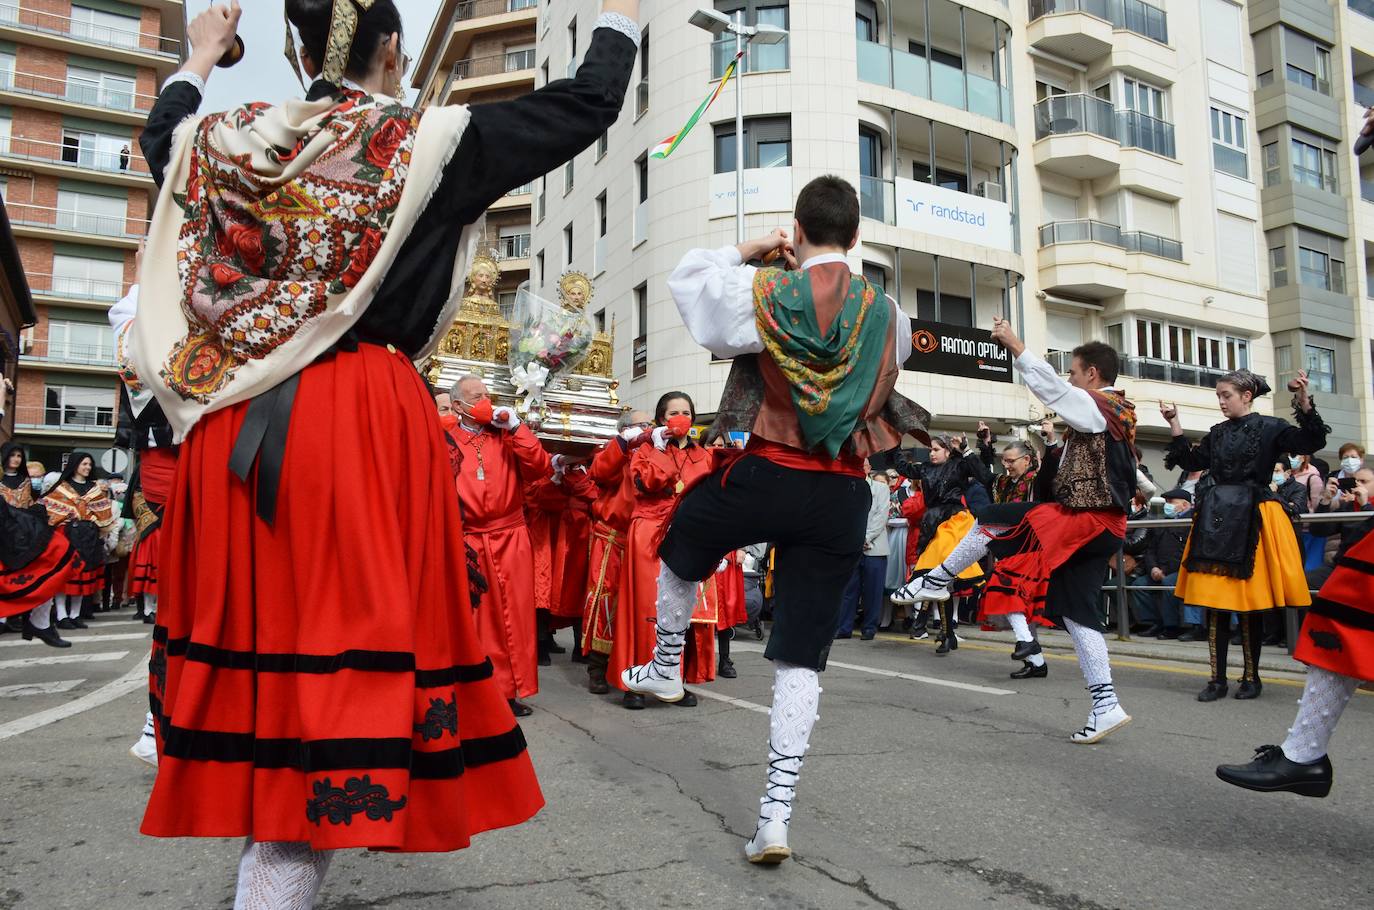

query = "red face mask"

[
  {"left": 438, "top": 413, "right": 459, "bottom": 433},
  {"left": 666, "top": 414, "right": 692, "bottom": 438},
  {"left": 467, "top": 397, "right": 494, "bottom": 424}
]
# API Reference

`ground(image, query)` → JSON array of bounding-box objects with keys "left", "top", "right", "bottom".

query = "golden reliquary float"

[{"left": 420, "top": 252, "right": 622, "bottom": 452}]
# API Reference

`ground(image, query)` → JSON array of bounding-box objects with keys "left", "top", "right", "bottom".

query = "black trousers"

[{"left": 659, "top": 455, "right": 869, "bottom": 671}]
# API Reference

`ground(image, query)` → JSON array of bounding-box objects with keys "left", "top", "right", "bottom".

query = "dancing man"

[
  {"left": 621, "top": 175, "right": 922, "bottom": 864},
  {"left": 895, "top": 319, "right": 1137, "bottom": 743}
]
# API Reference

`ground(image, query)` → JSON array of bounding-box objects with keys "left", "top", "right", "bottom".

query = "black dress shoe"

[
  {"left": 3, "top": 616, "right": 22, "bottom": 633},
  {"left": 1011, "top": 639, "right": 1042, "bottom": 661},
  {"left": 718, "top": 658, "right": 737, "bottom": 679},
  {"left": 1177, "top": 626, "right": 1205, "bottom": 642},
  {"left": 935, "top": 634, "right": 958, "bottom": 655},
  {"left": 570, "top": 650, "right": 588, "bottom": 664},
  {"left": 56, "top": 618, "right": 76, "bottom": 630},
  {"left": 536, "top": 650, "right": 551, "bottom": 667},
  {"left": 69, "top": 618, "right": 88, "bottom": 630},
  {"left": 1234, "top": 679, "right": 1263, "bottom": 700},
  {"left": 673, "top": 691, "right": 698, "bottom": 707},
  {"left": 143, "top": 612, "right": 156, "bottom": 625},
  {"left": 508, "top": 699, "right": 533, "bottom": 717},
  {"left": 1135, "top": 624, "right": 1161, "bottom": 638},
  {"left": 588, "top": 676, "right": 610, "bottom": 695},
  {"left": 622, "top": 692, "right": 646, "bottom": 710},
  {"left": 1010, "top": 661, "right": 1048, "bottom": 679},
  {"left": 834, "top": 631, "right": 853, "bottom": 640},
  {"left": 860, "top": 630, "right": 876, "bottom": 641},
  {"left": 547, "top": 640, "right": 567, "bottom": 655},
  {"left": 1216, "top": 745, "right": 1332, "bottom": 798},
  {"left": 1197, "top": 680, "right": 1229, "bottom": 702},
  {"left": 21, "top": 617, "right": 71, "bottom": 649},
  {"left": 1159, "top": 626, "right": 1183, "bottom": 640}
]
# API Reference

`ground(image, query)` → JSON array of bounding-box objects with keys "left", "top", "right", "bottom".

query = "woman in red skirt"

[
  {"left": 127, "top": 1, "right": 640, "bottom": 903},
  {"left": 609, "top": 392, "right": 714, "bottom": 709},
  {"left": 40, "top": 452, "right": 115, "bottom": 630}
]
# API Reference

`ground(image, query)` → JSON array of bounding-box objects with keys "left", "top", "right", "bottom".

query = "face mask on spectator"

[
  {"left": 1272, "top": 472, "right": 1285, "bottom": 486},
  {"left": 1342, "top": 457, "right": 1363, "bottom": 475},
  {"left": 1289, "top": 456, "right": 1302, "bottom": 470},
  {"left": 1163, "top": 503, "right": 1177, "bottom": 518}
]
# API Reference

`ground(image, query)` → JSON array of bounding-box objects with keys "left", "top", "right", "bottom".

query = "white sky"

[{"left": 186, "top": 0, "right": 436, "bottom": 111}]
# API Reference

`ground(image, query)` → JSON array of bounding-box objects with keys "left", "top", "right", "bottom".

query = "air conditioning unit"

[{"left": 976, "top": 181, "right": 1004, "bottom": 202}]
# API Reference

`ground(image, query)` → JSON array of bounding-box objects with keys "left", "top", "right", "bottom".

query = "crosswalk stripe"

[
  {"left": 732, "top": 642, "right": 1015, "bottom": 696},
  {"left": 0, "top": 632, "right": 150, "bottom": 649},
  {"left": 0, "top": 664, "right": 144, "bottom": 742},
  {"left": 0, "top": 680, "right": 84, "bottom": 698},
  {"left": 0, "top": 651, "right": 129, "bottom": 671}
]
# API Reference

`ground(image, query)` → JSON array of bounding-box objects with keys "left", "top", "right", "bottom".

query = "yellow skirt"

[
  {"left": 1174, "top": 500, "right": 1311, "bottom": 613},
  {"left": 914, "top": 511, "right": 984, "bottom": 581}
]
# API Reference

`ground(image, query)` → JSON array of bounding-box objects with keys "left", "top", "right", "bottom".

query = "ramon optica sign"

[{"left": 903, "top": 319, "right": 1013, "bottom": 383}]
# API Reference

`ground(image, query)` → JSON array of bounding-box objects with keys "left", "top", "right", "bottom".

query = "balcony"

[
  {"left": 1121, "top": 230, "right": 1182, "bottom": 261},
  {"left": 12, "top": 406, "right": 116, "bottom": 439},
  {"left": 1119, "top": 109, "right": 1175, "bottom": 157},
  {"left": 0, "top": 135, "right": 151, "bottom": 184},
  {"left": 478, "top": 232, "right": 530, "bottom": 264},
  {"left": 1027, "top": 0, "right": 1168, "bottom": 62},
  {"left": 444, "top": 51, "right": 535, "bottom": 103},
  {"left": 855, "top": 40, "right": 1012, "bottom": 125},
  {"left": 25, "top": 273, "right": 128, "bottom": 306},
  {"left": 1119, "top": 356, "right": 1228, "bottom": 389},
  {"left": 1032, "top": 93, "right": 1175, "bottom": 178},
  {"left": 20, "top": 342, "right": 116, "bottom": 369},
  {"left": 5, "top": 202, "right": 148, "bottom": 245},
  {"left": 860, "top": 175, "right": 895, "bottom": 225},
  {"left": 0, "top": 70, "right": 157, "bottom": 122},
  {"left": 432, "top": 0, "right": 539, "bottom": 72},
  {"left": 0, "top": 3, "right": 180, "bottom": 62},
  {"left": 457, "top": 0, "right": 537, "bottom": 18},
  {"left": 1037, "top": 220, "right": 1128, "bottom": 299}
]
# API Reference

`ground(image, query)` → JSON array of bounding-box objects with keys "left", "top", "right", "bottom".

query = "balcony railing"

[
  {"left": 1121, "top": 230, "right": 1183, "bottom": 261},
  {"left": 26, "top": 273, "right": 127, "bottom": 302},
  {"left": 1119, "top": 356, "right": 1228, "bottom": 389},
  {"left": 506, "top": 182, "right": 533, "bottom": 196},
  {"left": 0, "top": 135, "right": 149, "bottom": 175},
  {"left": 1039, "top": 219, "right": 1122, "bottom": 247},
  {"left": 635, "top": 80, "right": 649, "bottom": 118},
  {"left": 0, "top": 3, "right": 179, "bottom": 57},
  {"left": 452, "top": 51, "right": 535, "bottom": 82},
  {"left": 1354, "top": 81, "right": 1374, "bottom": 109},
  {"left": 456, "top": 0, "right": 538, "bottom": 19},
  {"left": 856, "top": 39, "right": 1012, "bottom": 125},
  {"left": 1028, "top": 0, "right": 1168, "bottom": 44},
  {"left": 860, "top": 175, "right": 894, "bottom": 224},
  {"left": 21, "top": 342, "right": 116, "bottom": 367},
  {"left": 12, "top": 405, "right": 116, "bottom": 435},
  {"left": 5, "top": 202, "right": 148, "bottom": 240},
  {"left": 0, "top": 69, "right": 155, "bottom": 114},
  {"left": 1361, "top": 179, "right": 1374, "bottom": 203},
  {"left": 1351, "top": 0, "right": 1374, "bottom": 22},
  {"left": 1033, "top": 94, "right": 1176, "bottom": 158},
  {"left": 480, "top": 233, "right": 530, "bottom": 260}
]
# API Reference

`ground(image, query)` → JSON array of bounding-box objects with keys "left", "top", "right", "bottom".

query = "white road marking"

[
  {"left": 732, "top": 643, "right": 1015, "bottom": 696},
  {"left": 0, "top": 651, "right": 129, "bottom": 671},
  {"left": 0, "top": 632, "right": 150, "bottom": 649},
  {"left": 0, "top": 679, "right": 84, "bottom": 698},
  {"left": 0, "top": 663, "right": 145, "bottom": 742},
  {"left": 691, "top": 688, "right": 771, "bottom": 714}
]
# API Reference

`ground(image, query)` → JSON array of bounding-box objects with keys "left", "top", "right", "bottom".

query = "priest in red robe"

[
  {"left": 451, "top": 374, "right": 557, "bottom": 716},
  {"left": 525, "top": 466, "right": 597, "bottom": 663}
]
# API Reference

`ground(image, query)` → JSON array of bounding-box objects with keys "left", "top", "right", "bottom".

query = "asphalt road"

[{"left": 0, "top": 612, "right": 1370, "bottom": 910}]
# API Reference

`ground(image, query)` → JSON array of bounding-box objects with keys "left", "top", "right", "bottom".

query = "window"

[
  {"left": 540, "top": 59, "right": 549, "bottom": 86},
  {"left": 65, "top": 66, "right": 136, "bottom": 111},
  {"left": 913, "top": 289, "right": 972, "bottom": 327},
  {"left": 0, "top": 114, "right": 12, "bottom": 156},
  {"left": 1035, "top": 81, "right": 1067, "bottom": 102},
  {"left": 712, "top": 116, "right": 791, "bottom": 173},
  {"left": 1210, "top": 107, "right": 1248, "bottom": 178},
  {"left": 505, "top": 44, "right": 535, "bottom": 72},
  {"left": 855, "top": 0, "right": 875, "bottom": 42},
  {"left": 566, "top": 20, "right": 578, "bottom": 77},
  {"left": 563, "top": 223, "right": 573, "bottom": 268},
  {"left": 51, "top": 253, "right": 123, "bottom": 299},
  {"left": 564, "top": 158, "right": 574, "bottom": 194},
  {"left": 1225, "top": 336, "right": 1250, "bottom": 371},
  {"left": 0, "top": 52, "right": 13, "bottom": 92},
  {"left": 596, "top": 192, "right": 607, "bottom": 237},
  {"left": 56, "top": 190, "right": 126, "bottom": 236},
  {"left": 43, "top": 384, "right": 114, "bottom": 429},
  {"left": 712, "top": 2, "right": 789, "bottom": 76},
  {"left": 1262, "top": 142, "right": 1280, "bottom": 187},
  {"left": 1123, "top": 78, "right": 1166, "bottom": 119},
  {"left": 1298, "top": 230, "right": 1345, "bottom": 293},
  {"left": 594, "top": 308, "right": 606, "bottom": 332},
  {"left": 61, "top": 129, "right": 129, "bottom": 172},
  {"left": 498, "top": 291, "right": 517, "bottom": 321},
  {"left": 636, "top": 28, "right": 649, "bottom": 118},
  {"left": 1290, "top": 132, "right": 1338, "bottom": 193},
  {"left": 596, "top": 131, "right": 608, "bottom": 160},
  {"left": 1305, "top": 344, "right": 1336, "bottom": 392},
  {"left": 637, "top": 154, "right": 649, "bottom": 204},
  {"left": 633, "top": 283, "right": 648, "bottom": 379},
  {"left": 46, "top": 320, "right": 114, "bottom": 364},
  {"left": 1136, "top": 318, "right": 1166, "bottom": 360},
  {"left": 1270, "top": 244, "right": 1288, "bottom": 288},
  {"left": 1284, "top": 28, "right": 1331, "bottom": 95},
  {"left": 912, "top": 160, "right": 968, "bottom": 193},
  {"left": 69, "top": 5, "right": 141, "bottom": 49},
  {"left": 497, "top": 224, "right": 530, "bottom": 259},
  {"left": 535, "top": 250, "right": 544, "bottom": 287}
]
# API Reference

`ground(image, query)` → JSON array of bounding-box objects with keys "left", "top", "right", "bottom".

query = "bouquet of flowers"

[{"left": 507, "top": 281, "right": 595, "bottom": 413}]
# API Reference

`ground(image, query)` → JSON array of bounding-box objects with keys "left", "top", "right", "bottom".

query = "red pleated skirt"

[
  {"left": 142, "top": 344, "right": 543, "bottom": 852},
  {"left": 129, "top": 526, "right": 159, "bottom": 596},
  {"left": 1296, "top": 531, "right": 1374, "bottom": 681},
  {"left": 0, "top": 527, "right": 78, "bottom": 617},
  {"left": 63, "top": 563, "right": 102, "bottom": 597}
]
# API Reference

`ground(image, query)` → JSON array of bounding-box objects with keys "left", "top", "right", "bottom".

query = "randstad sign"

[{"left": 894, "top": 177, "right": 1013, "bottom": 252}]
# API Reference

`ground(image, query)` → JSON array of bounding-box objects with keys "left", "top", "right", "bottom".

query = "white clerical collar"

[{"left": 801, "top": 252, "right": 849, "bottom": 270}]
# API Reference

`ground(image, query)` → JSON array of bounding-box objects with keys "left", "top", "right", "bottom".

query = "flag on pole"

[{"left": 650, "top": 50, "right": 745, "bottom": 160}]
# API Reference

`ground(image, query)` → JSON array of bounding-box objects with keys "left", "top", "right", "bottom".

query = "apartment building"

[
  {"left": 411, "top": 0, "right": 540, "bottom": 311},
  {"left": 0, "top": 0, "right": 183, "bottom": 468},
  {"left": 0, "top": 200, "right": 35, "bottom": 444}
]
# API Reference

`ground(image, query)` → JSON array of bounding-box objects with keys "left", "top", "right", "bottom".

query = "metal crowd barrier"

[{"left": 1104, "top": 510, "right": 1369, "bottom": 652}]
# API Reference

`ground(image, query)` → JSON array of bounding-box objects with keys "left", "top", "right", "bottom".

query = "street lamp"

[{"left": 689, "top": 7, "right": 789, "bottom": 244}]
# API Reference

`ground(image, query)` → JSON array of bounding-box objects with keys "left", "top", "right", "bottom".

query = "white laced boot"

[
  {"left": 622, "top": 563, "right": 695, "bottom": 702},
  {"left": 746, "top": 663, "right": 820, "bottom": 864},
  {"left": 1066, "top": 618, "right": 1131, "bottom": 743},
  {"left": 130, "top": 710, "right": 157, "bottom": 766}
]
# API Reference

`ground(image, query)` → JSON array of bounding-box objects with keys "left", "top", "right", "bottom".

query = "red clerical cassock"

[
  {"left": 608, "top": 440, "right": 714, "bottom": 691},
  {"left": 580, "top": 431, "right": 644, "bottom": 693},
  {"left": 525, "top": 469, "right": 597, "bottom": 630},
  {"left": 454, "top": 421, "right": 552, "bottom": 701}
]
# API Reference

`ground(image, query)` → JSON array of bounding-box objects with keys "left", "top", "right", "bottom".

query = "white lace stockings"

[
  {"left": 925, "top": 523, "right": 994, "bottom": 586},
  {"left": 1065, "top": 617, "right": 1118, "bottom": 711},
  {"left": 644, "top": 562, "right": 696, "bottom": 680},
  {"left": 234, "top": 839, "right": 333, "bottom": 910},
  {"left": 1007, "top": 613, "right": 1045, "bottom": 667},
  {"left": 762, "top": 663, "right": 821, "bottom": 826},
  {"left": 1281, "top": 667, "right": 1359, "bottom": 764}
]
